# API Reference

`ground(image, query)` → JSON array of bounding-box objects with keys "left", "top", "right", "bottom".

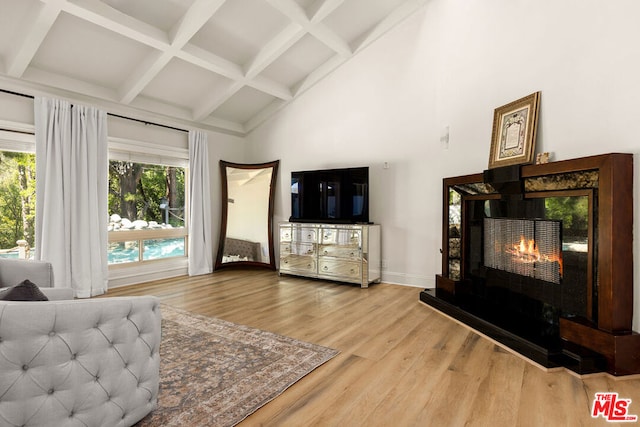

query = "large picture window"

[
  {"left": 108, "top": 160, "right": 187, "bottom": 264},
  {"left": 0, "top": 118, "right": 188, "bottom": 276}
]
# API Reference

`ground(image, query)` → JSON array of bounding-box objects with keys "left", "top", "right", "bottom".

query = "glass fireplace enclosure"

[
  {"left": 442, "top": 172, "right": 596, "bottom": 348},
  {"left": 426, "top": 154, "right": 640, "bottom": 376}
]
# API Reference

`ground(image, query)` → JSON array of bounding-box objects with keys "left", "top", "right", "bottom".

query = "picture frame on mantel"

[{"left": 488, "top": 91, "right": 541, "bottom": 169}]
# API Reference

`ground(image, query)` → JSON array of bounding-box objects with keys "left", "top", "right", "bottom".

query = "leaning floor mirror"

[{"left": 215, "top": 160, "right": 279, "bottom": 270}]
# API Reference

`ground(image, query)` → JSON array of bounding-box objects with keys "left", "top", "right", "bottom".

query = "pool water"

[
  {"left": 1, "top": 238, "right": 186, "bottom": 264},
  {"left": 0, "top": 251, "right": 21, "bottom": 259},
  {"left": 108, "top": 238, "right": 186, "bottom": 264}
]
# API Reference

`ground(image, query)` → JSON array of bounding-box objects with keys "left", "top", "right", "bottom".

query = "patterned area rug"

[{"left": 136, "top": 305, "right": 338, "bottom": 427}]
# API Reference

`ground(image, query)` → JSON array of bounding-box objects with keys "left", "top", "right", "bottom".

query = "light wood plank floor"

[{"left": 106, "top": 269, "right": 640, "bottom": 426}]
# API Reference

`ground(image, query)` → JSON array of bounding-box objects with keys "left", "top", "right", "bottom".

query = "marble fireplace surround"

[{"left": 420, "top": 153, "right": 640, "bottom": 376}]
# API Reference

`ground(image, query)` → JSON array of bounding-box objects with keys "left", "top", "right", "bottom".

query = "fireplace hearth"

[{"left": 420, "top": 153, "right": 640, "bottom": 375}]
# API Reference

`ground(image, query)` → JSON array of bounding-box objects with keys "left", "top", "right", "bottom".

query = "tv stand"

[{"left": 278, "top": 222, "right": 381, "bottom": 288}]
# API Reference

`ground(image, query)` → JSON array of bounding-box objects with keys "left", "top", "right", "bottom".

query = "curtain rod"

[
  {"left": 0, "top": 88, "right": 188, "bottom": 134},
  {"left": 107, "top": 113, "right": 188, "bottom": 133}
]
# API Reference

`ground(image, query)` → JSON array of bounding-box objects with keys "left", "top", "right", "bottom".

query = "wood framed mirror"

[{"left": 215, "top": 160, "right": 279, "bottom": 270}]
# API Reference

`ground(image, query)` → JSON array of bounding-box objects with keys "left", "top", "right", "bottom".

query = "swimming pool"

[
  {"left": 108, "top": 237, "right": 185, "bottom": 264},
  {"left": 1, "top": 238, "right": 186, "bottom": 264}
]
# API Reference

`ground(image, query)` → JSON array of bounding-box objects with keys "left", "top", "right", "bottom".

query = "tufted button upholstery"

[
  {"left": 223, "top": 237, "right": 261, "bottom": 261},
  {"left": 0, "top": 296, "right": 161, "bottom": 427}
]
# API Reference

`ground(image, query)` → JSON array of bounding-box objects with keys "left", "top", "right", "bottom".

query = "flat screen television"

[{"left": 290, "top": 166, "right": 369, "bottom": 223}]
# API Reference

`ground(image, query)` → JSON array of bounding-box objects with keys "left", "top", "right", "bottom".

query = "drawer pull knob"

[
  {"left": 324, "top": 250, "right": 328, "bottom": 255},
  {"left": 323, "top": 266, "right": 328, "bottom": 271}
]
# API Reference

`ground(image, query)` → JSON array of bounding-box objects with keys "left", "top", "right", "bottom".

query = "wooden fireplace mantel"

[
  {"left": 424, "top": 153, "right": 640, "bottom": 375},
  {"left": 523, "top": 154, "right": 633, "bottom": 335}
]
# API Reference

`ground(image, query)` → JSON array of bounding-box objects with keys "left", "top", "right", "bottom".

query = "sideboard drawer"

[
  {"left": 280, "top": 255, "right": 317, "bottom": 273},
  {"left": 320, "top": 228, "right": 361, "bottom": 245},
  {"left": 319, "top": 245, "right": 361, "bottom": 260},
  {"left": 288, "top": 242, "right": 316, "bottom": 256},
  {"left": 280, "top": 227, "right": 293, "bottom": 242},
  {"left": 318, "top": 259, "right": 362, "bottom": 280},
  {"left": 293, "top": 227, "right": 318, "bottom": 243},
  {"left": 280, "top": 242, "right": 292, "bottom": 255}
]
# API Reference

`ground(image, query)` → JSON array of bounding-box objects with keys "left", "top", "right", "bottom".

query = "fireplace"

[
  {"left": 420, "top": 153, "right": 640, "bottom": 375},
  {"left": 483, "top": 218, "right": 563, "bottom": 284}
]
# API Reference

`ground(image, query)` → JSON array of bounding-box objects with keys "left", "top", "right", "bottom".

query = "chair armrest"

[
  {"left": 0, "top": 258, "right": 55, "bottom": 288},
  {"left": 40, "top": 287, "right": 75, "bottom": 300}
]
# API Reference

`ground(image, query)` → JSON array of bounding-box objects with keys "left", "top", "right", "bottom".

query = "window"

[
  {"left": 0, "top": 149, "right": 36, "bottom": 259},
  {"left": 0, "top": 114, "right": 190, "bottom": 269},
  {"left": 108, "top": 160, "right": 188, "bottom": 264}
]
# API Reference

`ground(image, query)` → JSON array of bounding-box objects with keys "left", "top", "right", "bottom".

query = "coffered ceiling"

[{"left": 0, "top": 0, "right": 427, "bottom": 135}]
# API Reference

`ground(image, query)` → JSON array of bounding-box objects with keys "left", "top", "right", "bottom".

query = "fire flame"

[
  {"left": 515, "top": 237, "right": 539, "bottom": 261},
  {"left": 507, "top": 236, "right": 563, "bottom": 276}
]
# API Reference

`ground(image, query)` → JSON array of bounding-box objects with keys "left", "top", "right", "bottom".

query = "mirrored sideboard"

[{"left": 279, "top": 222, "right": 381, "bottom": 288}]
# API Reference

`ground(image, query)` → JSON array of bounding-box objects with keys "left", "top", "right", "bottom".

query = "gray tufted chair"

[{"left": 0, "top": 260, "right": 161, "bottom": 427}]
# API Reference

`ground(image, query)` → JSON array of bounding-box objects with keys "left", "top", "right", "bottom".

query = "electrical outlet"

[{"left": 381, "top": 260, "right": 388, "bottom": 269}]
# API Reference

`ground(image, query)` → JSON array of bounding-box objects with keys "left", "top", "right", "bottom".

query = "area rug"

[{"left": 136, "top": 305, "right": 339, "bottom": 427}]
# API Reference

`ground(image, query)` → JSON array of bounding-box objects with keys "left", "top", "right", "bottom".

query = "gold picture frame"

[{"left": 488, "top": 91, "right": 540, "bottom": 169}]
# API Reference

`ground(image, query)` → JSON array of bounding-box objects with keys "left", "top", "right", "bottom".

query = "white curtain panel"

[
  {"left": 188, "top": 130, "right": 213, "bottom": 275},
  {"left": 34, "top": 97, "right": 109, "bottom": 297},
  {"left": 35, "top": 98, "right": 71, "bottom": 287}
]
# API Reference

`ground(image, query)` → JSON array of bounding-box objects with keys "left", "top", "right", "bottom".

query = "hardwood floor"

[{"left": 106, "top": 269, "right": 640, "bottom": 426}]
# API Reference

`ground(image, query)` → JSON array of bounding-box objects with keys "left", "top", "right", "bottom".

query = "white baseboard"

[
  {"left": 108, "top": 259, "right": 188, "bottom": 288},
  {"left": 381, "top": 270, "right": 434, "bottom": 288}
]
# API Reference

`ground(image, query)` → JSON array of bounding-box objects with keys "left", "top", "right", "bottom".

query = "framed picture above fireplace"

[{"left": 488, "top": 91, "right": 541, "bottom": 169}]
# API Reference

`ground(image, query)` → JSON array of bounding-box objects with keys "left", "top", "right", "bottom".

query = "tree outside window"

[
  {"left": 0, "top": 151, "right": 35, "bottom": 256},
  {"left": 108, "top": 160, "right": 187, "bottom": 264}
]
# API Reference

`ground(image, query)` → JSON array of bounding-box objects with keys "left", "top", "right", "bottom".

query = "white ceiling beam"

[
  {"left": 307, "top": 0, "right": 346, "bottom": 23},
  {"left": 2, "top": 0, "right": 429, "bottom": 135},
  {"left": 192, "top": 80, "right": 245, "bottom": 121},
  {"left": 265, "top": 0, "right": 309, "bottom": 22},
  {"left": 291, "top": 54, "right": 346, "bottom": 96},
  {"left": 169, "top": 0, "right": 228, "bottom": 46},
  {"left": 0, "top": 73, "right": 244, "bottom": 136},
  {"left": 24, "top": 65, "right": 120, "bottom": 101},
  {"left": 266, "top": 0, "right": 350, "bottom": 57},
  {"left": 308, "top": 23, "right": 351, "bottom": 57},
  {"left": 244, "top": 98, "right": 288, "bottom": 133},
  {"left": 246, "top": 75, "right": 292, "bottom": 101},
  {"left": 179, "top": 45, "right": 292, "bottom": 110},
  {"left": 116, "top": 0, "right": 226, "bottom": 104},
  {"left": 246, "top": 0, "right": 429, "bottom": 130},
  {"left": 199, "top": 115, "right": 246, "bottom": 135},
  {"left": 177, "top": 44, "right": 243, "bottom": 81},
  {"left": 6, "top": 0, "right": 64, "bottom": 77},
  {"left": 244, "top": 23, "right": 306, "bottom": 79},
  {"left": 118, "top": 51, "right": 172, "bottom": 104},
  {"left": 62, "top": 0, "right": 169, "bottom": 50},
  {"left": 352, "top": 0, "right": 429, "bottom": 53}
]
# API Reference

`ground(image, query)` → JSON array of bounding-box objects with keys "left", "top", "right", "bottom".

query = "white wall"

[{"left": 245, "top": 0, "right": 640, "bottom": 331}]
